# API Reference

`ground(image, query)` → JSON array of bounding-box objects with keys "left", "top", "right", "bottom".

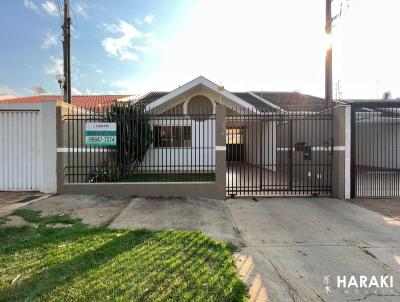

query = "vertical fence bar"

[
  {"left": 288, "top": 119, "right": 293, "bottom": 191},
  {"left": 350, "top": 106, "right": 356, "bottom": 198}
]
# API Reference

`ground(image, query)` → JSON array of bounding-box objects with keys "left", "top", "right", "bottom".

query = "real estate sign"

[{"left": 85, "top": 122, "right": 117, "bottom": 147}]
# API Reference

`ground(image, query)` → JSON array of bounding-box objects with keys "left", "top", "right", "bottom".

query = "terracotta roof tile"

[{"left": 0, "top": 95, "right": 131, "bottom": 110}]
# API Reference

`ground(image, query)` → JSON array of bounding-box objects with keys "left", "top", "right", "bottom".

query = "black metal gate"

[
  {"left": 226, "top": 108, "right": 333, "bottom": 196},
  {"left": 351, "top": 102, "right": 400, "bottom": 198}
]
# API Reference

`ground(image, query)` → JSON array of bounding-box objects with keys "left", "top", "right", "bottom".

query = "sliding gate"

[
  {"left": 226, "top": 108, "right": 333, "bottom": 196},
  {"left": 351, "top": 102, "right": 400, "bottom": 198}
]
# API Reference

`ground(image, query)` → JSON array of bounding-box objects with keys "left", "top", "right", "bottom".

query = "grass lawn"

[
  {"left": 0, "top": 210, "right": 246, "bottom": 302},
  {"left": 123, "top": 173, "right": 216, "bottom": 182}
]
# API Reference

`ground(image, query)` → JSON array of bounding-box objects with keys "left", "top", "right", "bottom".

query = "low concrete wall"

[{"left": 57, "top": 106, "right": 227, "bottom": 199}]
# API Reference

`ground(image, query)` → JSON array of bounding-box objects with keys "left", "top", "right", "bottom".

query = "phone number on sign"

[{"left": 86, "top": 136, "right": 116, "bottom": 144}]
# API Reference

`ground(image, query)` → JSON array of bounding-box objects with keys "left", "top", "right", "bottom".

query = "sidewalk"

[{"left": 0, "top": 192, "right": 48, "bottom": 215}]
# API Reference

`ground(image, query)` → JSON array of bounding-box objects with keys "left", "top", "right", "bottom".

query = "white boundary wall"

[{"left": 0, "top": 101, "right": 57, "bottom": 193}]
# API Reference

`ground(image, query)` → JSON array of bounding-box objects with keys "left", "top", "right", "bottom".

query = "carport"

[{"left": 351, "top": 101, "right": 400, "bottom": 198}]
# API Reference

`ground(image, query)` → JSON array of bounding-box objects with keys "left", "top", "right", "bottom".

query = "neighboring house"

[
  {"left": 343, "top": 100, "right": 400, "bottom": 165},
  {"left": 344, "top": 100, "right": 400, "bottom": 197},
  {"left": 0, "top": 95, "right": 133, "bottom": 110}
]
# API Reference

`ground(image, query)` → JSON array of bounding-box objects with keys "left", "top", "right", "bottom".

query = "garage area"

[
  {"left": 351, "top": 102, "right": 400, "bottom": 198},
  {"left": 226, "top": 109, "right": 332, "bottom": 196}
]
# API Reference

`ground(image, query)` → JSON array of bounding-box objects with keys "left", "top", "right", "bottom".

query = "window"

[{"left": 154, "top": 126, "right": 191, "bottom": 147}]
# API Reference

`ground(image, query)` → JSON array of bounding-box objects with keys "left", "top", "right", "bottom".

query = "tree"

[
  {"left": 32, "top": 86, "right": 46, "bottom": 95},
  {"left": 90, "top": 103, "right": 153, "bottom": 182},
  {"left": 108, "top": 103, "right": 153, "bottom": 179},
  {"left": 382, "top": 91, "right": 392, "bottom": 100}
]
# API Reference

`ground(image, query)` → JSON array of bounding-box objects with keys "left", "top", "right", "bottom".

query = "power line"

[{"left": 55, "top": 0, "right": 64, "bottom": 26}]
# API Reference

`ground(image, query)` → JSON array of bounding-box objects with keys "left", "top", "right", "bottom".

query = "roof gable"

[{"left": 144, "top": 76, "right": 260, "bottom": 111}]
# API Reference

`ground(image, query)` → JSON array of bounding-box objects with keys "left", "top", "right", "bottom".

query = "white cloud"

[
  {"left": 144, "top": 14, "right": 155, "bottom": 24},
  {"left": 72, "top": 87, "right": 82, "bottom": 95},
  {"left": 102, "top": 20, "right": 151, "bottom": 61},
  {"left": 0, "top": 85, "right": 16, "bottom": 95},
  {"left": 44, "top": 56, "right": 63, "bottom": 75},
  {"left": 85, "top": 88, "right": 100, "bottom": 95},
  {"left": 41, "top": 32, "right": 57, "bottom": 49},
  {"left": 73, "top": 3, "right": 88, "bottom": 19},
  {"left": 96, "top": 69, "right": 103, "bottom": 74},
  {"left": 111, "top": 80, "right": 136, "bottom": 94},
  {"left": 42, "top": 1, "right": 58, "bottom": 16},
  {"left": 24, "top": 0, "right": 39, "bottom": 11}
]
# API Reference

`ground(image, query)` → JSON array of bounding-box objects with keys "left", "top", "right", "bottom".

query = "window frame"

[{"left": 153, "top": 125, "right": 192, "bottom": 148}]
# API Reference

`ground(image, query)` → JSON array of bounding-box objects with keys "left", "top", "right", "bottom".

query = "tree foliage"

[
  {"left": 109, "top": 103, "right": 153, "bottom": 179},
  {"left": 91, "top": 103, "right": 153, "bottom": 182}
]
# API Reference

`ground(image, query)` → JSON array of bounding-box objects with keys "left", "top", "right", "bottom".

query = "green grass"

[
  {"left": 123, "top": 173, "right": 216, "bottom": 182},
  {"left": 11, "top": 209, "right": 83, "bottom": 227},
  {"left": 0, "top": 216, "right": 247, "bottom": 301},
  {"left": 0, "top": 216, "right": 9, "bottom": 225}
]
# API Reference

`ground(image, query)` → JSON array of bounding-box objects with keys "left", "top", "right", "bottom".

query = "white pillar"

[{"left": 40, "top": 101, "right": 57, "bottom": 193}]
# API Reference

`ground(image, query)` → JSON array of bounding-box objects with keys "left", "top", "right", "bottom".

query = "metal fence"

[
  {"left": 351, "top": 102, "right": 400, "bottom": 198},
  {"left": 226, "top": 108, "right": 333, "bottom": 196},
  {"left": 62, "top": 103, "right": 216, "bottom": 183}
]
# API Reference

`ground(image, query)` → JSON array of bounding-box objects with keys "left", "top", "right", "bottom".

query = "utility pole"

[
  {"left": 63, "top": 0, "right": 71, "bottom": 103},
  {"left": 325, "top": 0, "right": 333, "bottom": 104}
]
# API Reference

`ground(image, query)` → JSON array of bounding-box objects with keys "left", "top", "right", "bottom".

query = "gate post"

[
  {"left": 215, "top": 105, "right": 226, "bottom": 199},
  {"left": 56, "top": 104, "right": 64, "bottom": 193},
  {"left": 331, "top": 105, "right": 352, "bottom": 199},
  {"left": 41, "top": 101, "right": 57, "bottom": 193}
]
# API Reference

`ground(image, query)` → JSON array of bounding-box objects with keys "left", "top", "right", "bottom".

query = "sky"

[{"left": 0, "top": 0, "right": 399, "bottom": 99}]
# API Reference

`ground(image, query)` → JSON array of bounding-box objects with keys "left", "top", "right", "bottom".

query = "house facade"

[
  {"left": 135, "top": 76, "right": 329, "bottom": 178},
  {"left": 1, "top": 76, "right": 399, "bottom": 199}
]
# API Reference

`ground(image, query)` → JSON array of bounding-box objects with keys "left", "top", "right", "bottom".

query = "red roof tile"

[{"left": 0, "top": 95, "right": 131, "bottom": 110}]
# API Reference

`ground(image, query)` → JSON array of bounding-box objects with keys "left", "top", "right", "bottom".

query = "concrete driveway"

[
  {"left": 111, "top": 196, "right": 400, "bottom": 301},
  {"left": 228, "top": 198, "right": 400, "bottom": 301}
]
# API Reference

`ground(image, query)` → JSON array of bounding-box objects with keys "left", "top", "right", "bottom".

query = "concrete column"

[
  {"left": 215, "top": 105, "right": 227, "bottom": 199},
  {"left": 40, "top": 101, "right": 57, "bottom": 193},
  {"left": 331, "top": 105, "right": 351, "bottom": 199},
  {"left": 56, "top": 106, "right": 64, "bottom": 193}
]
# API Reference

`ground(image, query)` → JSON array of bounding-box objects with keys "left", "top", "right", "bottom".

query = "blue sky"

[{"left": 0, "top": 0, "right": 399, "bottom": 99}]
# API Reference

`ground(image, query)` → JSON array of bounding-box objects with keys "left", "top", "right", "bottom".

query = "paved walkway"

[{"left": 0, "top": 192, "right": 47, "bottom": 215}]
